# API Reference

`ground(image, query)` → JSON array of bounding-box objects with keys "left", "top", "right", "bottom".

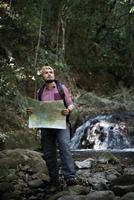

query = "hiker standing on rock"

[{"left": 27, "top": 65, "right": 77, "bottom": 191}]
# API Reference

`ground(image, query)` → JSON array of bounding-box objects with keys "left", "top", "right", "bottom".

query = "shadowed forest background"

[
  {"left": 1, "top": 1, "right": 134, "bottom": 200},
  {"left": 0, "top": 0, "right": 134, "bottom": 135}
]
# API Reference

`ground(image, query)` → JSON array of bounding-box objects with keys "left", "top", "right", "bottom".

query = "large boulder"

[{"left": 0, "top": 149, "right": 49, "bottom": 200}]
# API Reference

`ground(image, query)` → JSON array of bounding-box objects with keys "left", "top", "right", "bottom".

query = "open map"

[{"left": 28, "top": 99, "right": 66, "bottom": 129}]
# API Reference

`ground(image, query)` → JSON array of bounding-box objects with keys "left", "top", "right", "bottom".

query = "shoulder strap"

[
  {"left": 55, "top": 80, "right": 67, "bottom": 108},
  {"left": 38, "top": 83, "right": 45, "bottom": 101},
  {"left": 55, "top": 80, "right": 71, "bottom": 127}
]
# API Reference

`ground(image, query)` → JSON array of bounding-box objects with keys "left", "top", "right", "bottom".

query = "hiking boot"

[
  {"left": 44, "top": 184, "right": 61, "bottom": 194},
  {"left": 65, "top": 177, "right": 78, "bottom": 186},
  {"left": 44, "top": 179, "right": 64, "bottom": 194},
  {"left": 44, "top": 185, "right": 58, "bottom": 194}
]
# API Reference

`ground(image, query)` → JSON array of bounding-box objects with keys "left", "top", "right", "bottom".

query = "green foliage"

[
  {"left": 63, "top": 0, "right": 134, "bottom": 92},
  {"left": 0, "top": 0, "right": 134, "bottom": 97}
]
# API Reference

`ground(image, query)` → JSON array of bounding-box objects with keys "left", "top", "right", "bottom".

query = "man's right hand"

[{"left": 26, "top": 108, "right": 33, "bottom": 115}]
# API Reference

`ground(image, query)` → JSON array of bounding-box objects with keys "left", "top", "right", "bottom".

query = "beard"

[{"left": 45, "top": 79, "right": 55, "bottom": 83}]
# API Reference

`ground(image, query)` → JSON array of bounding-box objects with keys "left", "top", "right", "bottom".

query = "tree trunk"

[
  {"left": 56, "top": 19, "right": 60, "bottom": 60},
  {"left": 61, "top": 16, "right": 66, "bottom": 62},
  {"left": 127, "top": 0, "right": 134, "bottom": 77},
  {"left": 33, "top": 2, "right": 44, "bottom": 99}
]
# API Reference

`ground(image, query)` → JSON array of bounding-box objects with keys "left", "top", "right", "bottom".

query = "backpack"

[{"left": 38, "top": 80, "right": 72, "bottom": 134}]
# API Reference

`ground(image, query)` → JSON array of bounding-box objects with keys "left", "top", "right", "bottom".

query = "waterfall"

[{"left": 70, "top": 115, "right": 131, "bottom": 150}]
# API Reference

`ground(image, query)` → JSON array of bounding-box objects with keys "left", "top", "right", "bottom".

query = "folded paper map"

[{"left": 28, "top": 99, "right": 66, "bottom": 129}]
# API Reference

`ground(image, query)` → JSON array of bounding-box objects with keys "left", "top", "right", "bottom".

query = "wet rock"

[
  {"left": 97, "top": 152, "right": 120, "bottom": 164},
  {"left": 29, "top": 195, "right": 38, "bottom": 200},
  {"left": 66, "top": 185, "right": 90, "bottom": 195},
  {"left": 112, "top": 185, "right": 134, "bottom": 196},
  {"left": 1, "top": 192, "right": 15, "bottom": 200},
  {"left": 109, "top": 174, "right": 134, "bottom": 197},
  {"left": 57, "top": 195, "right": 86, "bottom": 200},
  {"left": 90, "top": 172, "right": 108, "bottom": 190},
  {"left": 120, "top": 192, "right": 134, "bottom": 200},
  {"left": 86, "top": 190, "right": 115, "bottom": 200},
  {"left": 75, "top": 158, "right": 93, "bottom": 169},
  {"left": 28, "top": 179, "right": 45, "bottom": 189},
  {"left": 0, "top": 182, "right": 14, "bottom": 193},
  {"left": 110, "top": 174, "right": 134, "bottom": 186},
  {"left": 124, "top": 167, "right": 134, "bottom": 175},
  {"left": 106, "top": 173, "right": 118, "bottom": 181},
  {"left": 93, "top": 182, "right": 109, "bottom": 191},
  {"left": 6, "top": 173, "right": 18, "bottom": 182},
  {"left": 106, "top": 168, "right": 121, "bottom": 181},
  {"left": 14, "top": 182, "right": 26, "bottom": 191}
]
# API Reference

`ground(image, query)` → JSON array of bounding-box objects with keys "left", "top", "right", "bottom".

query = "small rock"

[
  {"left": 75, "top": 158, "right": 93, "bottom": 169},
  {"left": 28, "top": 179, "right": 44, "bottom": 189}
]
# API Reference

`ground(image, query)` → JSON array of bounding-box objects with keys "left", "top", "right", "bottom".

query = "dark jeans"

[{"left": 41, "top": 128, "right": 76, "bottom": 184}]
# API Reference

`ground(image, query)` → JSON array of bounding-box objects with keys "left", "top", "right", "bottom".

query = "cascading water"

[{"left": 70, "top": 115, "right": 132, "bottom": 150}]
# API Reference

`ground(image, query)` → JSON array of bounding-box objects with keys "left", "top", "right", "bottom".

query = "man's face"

[{"left": 42, "top": 68, "right": 55, "bottom": 82}]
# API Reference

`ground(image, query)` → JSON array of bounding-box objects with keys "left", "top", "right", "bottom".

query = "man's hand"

[
  {"left": 62, "top": 108, "right": 70, "bottom": 116},
  {"left": 26, "top": 107, "right": 33, "bottom": 115}
]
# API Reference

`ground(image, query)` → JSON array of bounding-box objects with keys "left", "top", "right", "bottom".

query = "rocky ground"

[
  {"left": 0, "top": 149, "right": 134, "bottom": 200},
  {"left": 0, "top": 91, "right": 134, "bottom": 200}
]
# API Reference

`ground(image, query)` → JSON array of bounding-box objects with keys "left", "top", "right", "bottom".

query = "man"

[{"left": 27, "top": 65, "right": 77, "bottom": 191}]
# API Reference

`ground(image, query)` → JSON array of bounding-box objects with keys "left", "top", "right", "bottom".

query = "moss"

[
  {"left": 3, "top": 129, "right": 40, "bottom": 150},
  {"left": 97, "top": 152, "right": 120, "bottom": 164},
  {"left": 0, "top": 149, "right": 48, "bottom": 175}
]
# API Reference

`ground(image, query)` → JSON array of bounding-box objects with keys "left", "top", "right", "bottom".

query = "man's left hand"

[{"left": 62, "top": 109, "right": 70, "bottom": 116}]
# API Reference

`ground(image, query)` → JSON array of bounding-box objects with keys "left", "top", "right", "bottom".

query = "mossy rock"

[
  {"left": 0, "top": 149, "right": 49, "bottom": 179},
  {"left": 97, "top": 152, "right": 120, "bottom": 164}
]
